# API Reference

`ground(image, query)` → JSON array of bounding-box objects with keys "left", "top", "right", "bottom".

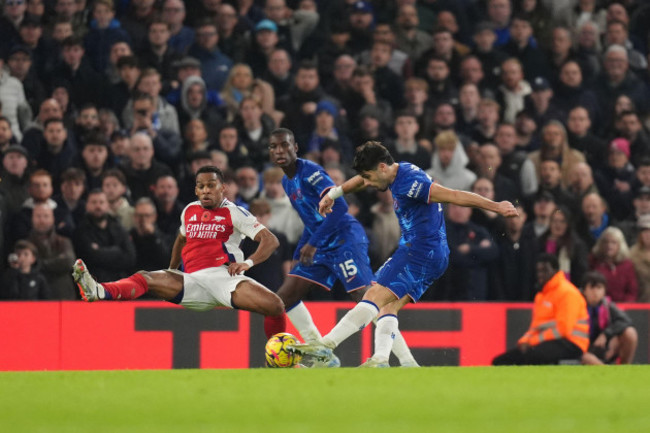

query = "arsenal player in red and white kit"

[{"left": 72, "top": 166, "right": 284, "bottom": 318}]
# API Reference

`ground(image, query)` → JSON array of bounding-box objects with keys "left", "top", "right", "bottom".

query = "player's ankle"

[
  {"left": 322, "top": 338, "right": 336, "bottom": 349},
  {"left": 97, "top": 284, "right": 107, "bottom": 300}
]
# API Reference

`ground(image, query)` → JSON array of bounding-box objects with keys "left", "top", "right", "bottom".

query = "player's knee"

[
  {"left": 363, "top": 284, "right": 396, "bottom": 308},
  {"left": 622, "top": 326, "right": 638, "bottom": 344},
  {"left": 268, "top": 293, "right": 285, "bottom": 316},
  {"left": 137, "top": 270, "right": 153, "bottom": 281}
]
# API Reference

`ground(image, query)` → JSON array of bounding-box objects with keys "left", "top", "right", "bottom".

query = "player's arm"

[
  {"left": 227, "top": 228, "right": 279, "bottom": 276},
  {"left": 429, "top": 183, "right": 519, "bottom": 217},
  {"left": 168, "top": 233, "right": 186, "bottom": 270},
  {"left": 318, "top": 175, "right": 365, "bottom": 216}
]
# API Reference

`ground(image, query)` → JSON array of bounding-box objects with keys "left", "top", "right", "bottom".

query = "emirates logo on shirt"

[{"left": 186, "top": 223, "right": 227, "bottom": 238}]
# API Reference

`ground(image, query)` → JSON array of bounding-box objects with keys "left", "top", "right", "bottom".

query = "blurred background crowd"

[{"left": 1, "top": 0, "right": 650, "bottom": 303}]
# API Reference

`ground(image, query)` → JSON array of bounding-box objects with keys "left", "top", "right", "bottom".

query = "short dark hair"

[
  {"left": 270, "top": 127, "right": 295, "bottom": 142},
  {"left": 219, "top": 123, "right": 238, "bottom": 134},
  {"left": 14, "top": 240, "right": 38, "bottom": 257},
  {"left": 133, "top": 92, "right": 154, "bottom": 104},
  {"left": 82, "top": 130, "right": 108, "bottom": 148},
  {"left": 618, "top": 110, "right": 639, "bottom": 121},
  {"left": 394, "top": 110, "right": 418, "bottom": 121},
  {"left": 102, "top": 168, "right": 127, "bottom": 186},
  {"left": 432, "top": 26, "right": 452, "bottom": 37},
  {"left": 87, "top": 188, "right": 105, "bottom": 198},
  {"left": 352, "top": 65, "right": 373, "bottom": 79},
  {"left": 61, "top": 35, "right": 84, "bottom": 49},
  {"left": 43, "top": 118, "right": 65, "bottom": 129},
  {"left": 196, "top": 165, "right": 224, "bottom": 183},
  {"left": 582, "top": 271, "right": 608, "bottom": 289},
  {"left": 296, "top": 59, "right": 317, "bottom": 72},
  {"left": 195, "top": 18, "right": 217, "bottom": 31},
  {"left": 79, "top": 103, "right": 98, "bottom": 113},
  {"left": 352, "top": 141, "right": 395, "bottom": 173},
  {"left": 536, "top": 253, "right": 560, "bottom": 272},
  {"left": 116, "top": 55, "right": 140, "bottom": 70},
  {"left": 60, "top": 167, "right": 86, "bottom": 183},
  {"left": 511, "top": 13, "right": 532, "bottom": 25}
]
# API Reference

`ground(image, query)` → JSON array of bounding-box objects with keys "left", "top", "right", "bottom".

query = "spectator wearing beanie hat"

[{"left": 305, "top": 100, "right": 352, "bottom": 163}]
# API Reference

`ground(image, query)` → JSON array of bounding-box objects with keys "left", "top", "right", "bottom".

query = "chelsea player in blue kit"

[
  {"left": 289, "top": 141, "right": 519, "bottom": 366},
  {"left": 267, "top": 128, "right": 419, "bottom": 367}
]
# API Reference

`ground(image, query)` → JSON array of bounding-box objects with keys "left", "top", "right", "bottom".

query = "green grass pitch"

[{"left": 1, "top": 366, "right": 648, "bottom": 433}]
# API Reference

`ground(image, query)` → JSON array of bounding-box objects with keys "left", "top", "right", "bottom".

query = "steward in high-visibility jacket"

[{"left": 518, "top": 270, "right": 590, "bottom": 352}]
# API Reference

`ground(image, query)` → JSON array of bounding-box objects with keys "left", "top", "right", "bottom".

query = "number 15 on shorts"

[{"left": 339, "top": 259, "right": 358, "bottom": 280}]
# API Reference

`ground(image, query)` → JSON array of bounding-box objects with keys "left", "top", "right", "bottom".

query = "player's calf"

[{"left": 72, "top": 259, "right": 151, "bottom": 301}]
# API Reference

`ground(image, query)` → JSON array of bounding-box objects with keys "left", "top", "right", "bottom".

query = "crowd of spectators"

[{"left": 1, "top": 0, "right": 650, "bottom": 303}]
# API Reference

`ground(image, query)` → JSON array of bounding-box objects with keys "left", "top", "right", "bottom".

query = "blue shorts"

[
  {"left": 290, "top": 241, "right": 373, "bottom": 292},
  {"left": 375, "top": 244, "right": 449, "bottom": 302}
]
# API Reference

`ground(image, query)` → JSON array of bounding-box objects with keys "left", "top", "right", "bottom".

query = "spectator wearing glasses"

[{"left": 161, "top": 0, "right": 194, "bottom": 55}]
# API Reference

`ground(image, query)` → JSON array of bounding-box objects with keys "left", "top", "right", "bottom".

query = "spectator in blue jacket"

[
  {"left": 83, "top": 0, "right": 131, "bottom": 76},
  {"left": 187, "top": 20, "right": 233, "bottom": 92}
]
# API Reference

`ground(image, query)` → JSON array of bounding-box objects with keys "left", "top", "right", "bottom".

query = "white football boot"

[
  {"left": 359, "top": 357, "right": 390, "bottom": 368},
  {"left": 72, "top": 259, "right": 102, "bottom": 302}
]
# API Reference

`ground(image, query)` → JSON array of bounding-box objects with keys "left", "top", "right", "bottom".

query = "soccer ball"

[{"left": 265, "top": 332, "right": 302, "bottom": 368}]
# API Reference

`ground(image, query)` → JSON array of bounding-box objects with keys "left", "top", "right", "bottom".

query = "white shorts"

[{"left": 173, "top": 266, "right": 255, "bottom": 311}]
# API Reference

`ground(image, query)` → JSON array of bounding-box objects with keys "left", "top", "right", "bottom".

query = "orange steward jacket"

[{"left": 518, "top": 271, "right": 590, "bottom": 352}]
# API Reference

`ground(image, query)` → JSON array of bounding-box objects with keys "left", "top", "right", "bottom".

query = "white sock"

[
  {"left": 323, "top": 301, "right": 379, "bottom": 348},
  {"left": 391, "top": 328, "right": 417, "bottom": 365},
  {"left": 286, "top": 301, "right": 322, "bottom": 343},
  {"left": 98, "top": 284, "right": 106, "bottom": 300},
  {"left": 371, "top": 317, "right": 417, "bottom": 365},
  {"left": 373, "top": 315, "right": 398, "bottom": 361}
]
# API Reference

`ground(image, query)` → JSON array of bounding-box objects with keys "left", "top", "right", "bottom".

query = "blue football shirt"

[
  {"left": 389, "top": 162, "right": 448, "bottom": 254},
  {"left": 282, "top": 159, "right": 365, "bottom": 251}
]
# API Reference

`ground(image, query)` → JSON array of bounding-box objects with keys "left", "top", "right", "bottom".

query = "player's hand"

[
  {"left": 302, "top": 101, "right": 317, "bottom": 115},
  {"left": 594, "top": 333, "right": 607, "bottom": 348},
  {"left": 319, "top": 195, "right": 334, "bottom": 216},
  {"left": 497, "top": 201, "right": 519, "bottom": 218},
  {"left": 299, "top": 244, "right": 316, "bottom": 266},
  {"left": 228, "top": 262, "right": 251, "bottom": 276}
]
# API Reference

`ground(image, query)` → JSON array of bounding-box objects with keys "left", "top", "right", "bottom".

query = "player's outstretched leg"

[
  {"left": 290, "top": 284, "right": 398, "bottom": 364},
  {"left": 73, "top": 259, "right": 105, "bottom": 301},
  {"left": 73, "top": 259, "right": 184, "bottom": 301},
  {"left": 73, "top": 258, "right": 149, "bottom": 301},
  {"left": 352, "top": 287, "right": 418, "bottom": 367},
  {"left": 287, "top": 300, "right": 381, "bottom": 363},
  {"left": 267, "top": 276, "right": 323, "bottom": 342},
  {"left": 361, "top": 296, "right": 413, "bottom": 367},
  {"left": 231, "top": 280, "right": 285, "bottom": 317}
]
